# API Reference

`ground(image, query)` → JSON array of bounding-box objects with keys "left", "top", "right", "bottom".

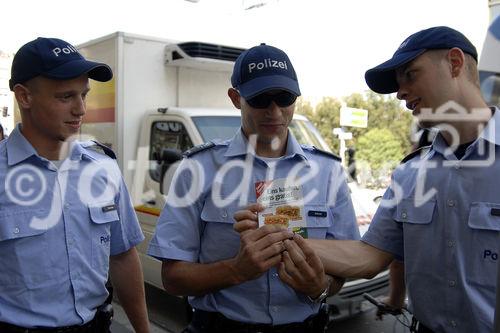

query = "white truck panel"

[
  {"left": 78, "top": 32, "right": 235, "bottom": 188},
  {"left": 177, "top": 67, "right": 233, "bottom": 108}
]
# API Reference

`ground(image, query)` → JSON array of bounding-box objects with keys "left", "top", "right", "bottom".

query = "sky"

[{"left": 1, "top": 0, "right": 492, "bottom": 103}]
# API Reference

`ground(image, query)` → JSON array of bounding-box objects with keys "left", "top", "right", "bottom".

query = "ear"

[
  {"left": 447, "top": 48, "right": 465, "bottom": 78},
  {"left": 13, "top": 84, "right": 33, "bottom": 109},
  {"left": 228, "top": 88, "right": 242, "bottom": 109}
]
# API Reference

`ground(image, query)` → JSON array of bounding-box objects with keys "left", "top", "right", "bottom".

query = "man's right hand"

[{"left": 230, "top": 204, "right": 293, "bottom": 282}]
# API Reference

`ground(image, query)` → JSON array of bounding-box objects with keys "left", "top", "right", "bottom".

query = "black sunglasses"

[{"left": 246, "top": 91, "right": 297, "bottom": 109}]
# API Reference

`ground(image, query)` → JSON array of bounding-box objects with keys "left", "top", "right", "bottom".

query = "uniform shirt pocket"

[
  {"left": 200, "top": 198, "right": 233, "bottom": 224},
  {"left": 468, "top": 202, "right": 500, "bottom": 231},
  {"left": 88, "top": 201, "right": 119, "bottom": 270},
  {"left": 394, "top": 198, "right": 436, "bottom": 224},
  {"left": 305, "top": 204, "right": 331, "bottom": 239},
  {"left": 200, "top": 199, "right": 241, "bottom": 262},
  {"left": 392, "top": 198, "right": 436, "bottom": 274},
  {"left": 466, "top": 202, "right": 500, "bottom": 287},
  {"left": 0, "top": 209, "right": 52, "bottom": 288}
]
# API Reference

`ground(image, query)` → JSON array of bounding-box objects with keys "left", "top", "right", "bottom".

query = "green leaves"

[{"left": 296, "top": 92, "right": 413, "bottom": 187}]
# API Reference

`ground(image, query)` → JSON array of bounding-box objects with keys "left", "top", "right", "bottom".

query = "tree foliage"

[
  {"left": 356, "top": 128, "right": 405, "bottom": 186},
  {"left": 296, "top": 92, "right": 414, "bottom": 186},
  {"left": 296, "top": 96, "right": 342, "bottom": 151}
]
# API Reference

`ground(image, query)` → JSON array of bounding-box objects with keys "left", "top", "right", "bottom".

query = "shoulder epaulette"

[
  {"left": 184, "top": 142, "right": 216, "bottom": 157},
  {"left": 86, "top": 140, "right": 117, "bottom": 159},
  {"left": 400, "top": 145, "right": 431, "bottom": 164},
  {"left": 312, "top": 146, "right": 341, "bottom": 162}
]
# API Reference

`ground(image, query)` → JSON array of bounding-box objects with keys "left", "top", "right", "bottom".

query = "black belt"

[
  {"left": 0, "top": 316, "right": 97, "bottom": 333},
  {"left": 187, "top": 308, "right": 327, "bottom": 333}
]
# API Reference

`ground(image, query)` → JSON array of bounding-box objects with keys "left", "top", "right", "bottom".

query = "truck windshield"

[
  {"left": 191, "top": 116, "right": 241, "bottom": 142},
  {"left": 192, "top": 116, "right": 331, "bottom": 151}
]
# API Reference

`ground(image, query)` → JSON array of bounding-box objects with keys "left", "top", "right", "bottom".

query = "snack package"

[{"left": 255, "top": 178, "right": 307, "bottom": 238}]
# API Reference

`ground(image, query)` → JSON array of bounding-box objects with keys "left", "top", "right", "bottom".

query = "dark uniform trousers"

[
  {"left": 183, "top": 306, "right": 329, "bottom": 333},
  {"left": 0, "top": 319, "right": 100, "bottom": 333},
  {"left": 0, "top": 304, "right": 113, "bottom": 333}
]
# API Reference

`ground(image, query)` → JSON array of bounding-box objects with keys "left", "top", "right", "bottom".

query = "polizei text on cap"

[{"left": 248, "top": 58, "right": 288, "bottom": 73}]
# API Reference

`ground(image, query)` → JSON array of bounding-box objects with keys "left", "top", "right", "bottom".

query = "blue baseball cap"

[
  {"left": 231, "top": 43, "right": 300, "bottom": 99},
  {"left": 365, "top": 26, "right": 478, "bottom": 94},
  {"left": 9, "top": 37, "right": 112, "bottom": 91}
]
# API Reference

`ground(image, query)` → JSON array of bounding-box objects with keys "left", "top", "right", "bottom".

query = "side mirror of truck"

[{"left": 158, "top": 148, "right": 183, "bottom": 195}]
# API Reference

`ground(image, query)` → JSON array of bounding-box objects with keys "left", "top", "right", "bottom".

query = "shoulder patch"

[
  {"left": 184, "top": 142, "right": 216, "bottom": 157},
  {"left": 86, "top": 140, "right": 117, "bottom": 159},
  {"left": 311, "top": 146, "right": 341, "bottom": 162},
  {"left": 400, "top": 145, "right": 431, "bottom": 164}
]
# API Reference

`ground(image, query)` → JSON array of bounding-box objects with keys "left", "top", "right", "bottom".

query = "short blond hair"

[{"left": 429, "top": 49, "right": 479, "bottom": 87}]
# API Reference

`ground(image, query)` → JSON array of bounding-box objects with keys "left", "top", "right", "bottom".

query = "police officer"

[
  {"left": 1, "top": 37, "right": 149, "bottom": 332},
  {"left": 148, "top": 44, "right": 359, "bottom": 333},
  {"left": 252, "top": 27, "right": 498, "bottom": 333}
]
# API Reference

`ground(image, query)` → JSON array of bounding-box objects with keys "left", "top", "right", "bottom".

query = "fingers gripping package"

[{"left": 255, "top": 178, "right": 307, "bottom": 238}]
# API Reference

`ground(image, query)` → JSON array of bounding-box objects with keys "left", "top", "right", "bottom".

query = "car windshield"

[{"left": 192, "top": 116, "right": 331, "bottom": 151}]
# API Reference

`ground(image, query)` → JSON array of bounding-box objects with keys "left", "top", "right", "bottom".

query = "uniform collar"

[
  {"left": 224, "top": 128, "right": 308, "bottom": 162},
  {"left": 70, "top": 141, "right": 99, "bottom": 162},
  {"left": 432, "top": 106, "right": 499, "bottom": 158},
  {"left": 6, "top": 124, "right": 97, "bottom": 166},
  {"left": 6, "top": 124, "right": 40, "bottom": 166},
  {"left": 479, "top": 106, "right": 500, "bottom": 145}
]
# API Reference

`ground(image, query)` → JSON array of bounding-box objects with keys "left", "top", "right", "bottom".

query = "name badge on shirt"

[
  {"left": 102, "top": 204, "right": 117, "bottom": 213},
  {"left": 308, "top": 210, "right": 327, "bottom": 217},
  {"left": 490, "top": 208, "right": 500, "bottom": 216}
]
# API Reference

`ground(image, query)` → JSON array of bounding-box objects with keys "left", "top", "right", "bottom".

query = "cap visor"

[
  {"left": 44, "top": 59, "right": 113, "bottom": 82},
  {"left": 365, "top": 49, "right": 425, "bottom": 94},
  {"left": 238, "top": 75, "right": 301, "bottom": 99}
]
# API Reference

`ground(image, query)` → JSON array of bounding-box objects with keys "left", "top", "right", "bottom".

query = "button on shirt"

[
  {"left": 362, "top": 107, "right": 500, "bottom": 332},
  {"left": 0, "top": 125, "right": 144, "bottom": 328},
  {"left": 148, "top": 129, "right": 359, "bottom": 325}
]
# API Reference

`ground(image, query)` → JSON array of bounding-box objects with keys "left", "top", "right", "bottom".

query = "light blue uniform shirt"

[
  {"left": 148, "top": 129, "right": 359, "bottom": 325},
  {"left": 362, "top": 108, "right": 500, "bottom": 332},
  {"left": 0, "top": 125, "right": 144, "bottom": 328}
]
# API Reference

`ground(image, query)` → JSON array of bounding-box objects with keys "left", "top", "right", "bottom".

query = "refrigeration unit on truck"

[{"left": 76, "top": 31, "right": 389, "bottom": 321}]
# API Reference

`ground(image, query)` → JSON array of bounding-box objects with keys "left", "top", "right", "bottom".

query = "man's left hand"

[{"left": 278, "top": 234, "right": 328, "bottom": 299}]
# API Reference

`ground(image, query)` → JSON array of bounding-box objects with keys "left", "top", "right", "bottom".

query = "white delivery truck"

[{"left": 76, "top": 31, "right": 389, "bottom": 322}]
